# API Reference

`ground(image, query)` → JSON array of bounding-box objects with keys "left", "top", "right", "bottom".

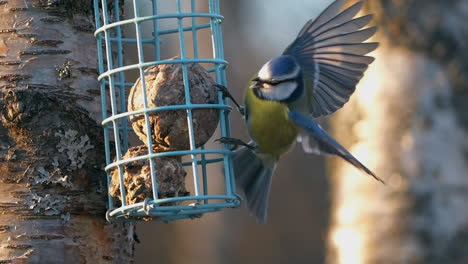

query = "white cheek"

[{"left": 260, "top": 81, "right": 297, "bottom": 101}]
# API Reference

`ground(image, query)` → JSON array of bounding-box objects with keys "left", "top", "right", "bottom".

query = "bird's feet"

[
  {"left": 215, "top": 137, "right": 255, "bottom": 151},
  {"left": 214, "top": 84, "right": 245, "bottom": 116}
]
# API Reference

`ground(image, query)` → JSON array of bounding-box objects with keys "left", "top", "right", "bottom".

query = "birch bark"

[
  {"left": 0, "top": 1, "right": 135, "bottom": 263},
  {"left": 327, "top": 1, "right": 468, "bottom": 263}
]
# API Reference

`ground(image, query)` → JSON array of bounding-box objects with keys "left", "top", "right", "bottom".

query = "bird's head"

[{"left": 250, "top": 55, "right": 304, "bottom": 102}]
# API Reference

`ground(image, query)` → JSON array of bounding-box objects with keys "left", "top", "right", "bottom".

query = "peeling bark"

[
  {"left": 0, "top": 1, "right": 134, "bottom": 263},
  {"left": 327, "top": 1, "right": 468, "bottom": 263}
]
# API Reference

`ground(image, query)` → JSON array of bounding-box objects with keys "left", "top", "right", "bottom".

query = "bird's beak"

[
  {"left": 250, "top": 77, "right": 261, "bottom": 89},
  {"left": 250, "top": 82, "right": 260, "bottom": 90}
]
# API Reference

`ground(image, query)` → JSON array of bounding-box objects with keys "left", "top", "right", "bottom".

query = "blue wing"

[
  {"left": 284, "top": 0, "right": 378, "bottom": 117},
  {"left": 288, "top": 110, "right": 384, "bottom": 183}
]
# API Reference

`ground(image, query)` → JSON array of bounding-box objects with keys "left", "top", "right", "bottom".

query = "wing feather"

[
  {"left": 294, "top": 1, "right": 364, "bottom": 47},
  {"left": 313, "top": 52, "right": 375, "bottom": 64},
  {"left": 303, "top": 42, "right": 378, "bottom": 56},
  {"left": 298, "top": 0, "right": 346, "bottom": 37},
  {"left": 283, "top": 0, "right": 378, "bottom": 117},
  {"left": 310, "top": 1, "right": 364, "bottom": 37},
  {"left": 314, "top": 58, "right": 369, "bottom": 71},
  {"left": 319, "top": 63, "right": 363, "bottom": 78},
  {"left": 313, "top": 27, "right": 377, "bottom": 47},
  {"left": 314, "top": 15, "right": 373, "bottom": 40}
]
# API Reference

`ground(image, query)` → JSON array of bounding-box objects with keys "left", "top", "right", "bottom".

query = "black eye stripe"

[{"left": 257, "top": 77, "right": 296, "bottom": 86}]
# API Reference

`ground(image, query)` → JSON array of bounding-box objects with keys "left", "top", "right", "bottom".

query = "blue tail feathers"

[
  {"left": 232, "top": 146, "right": 277, "bottom": 224},
  {"left": 289, "top": 109, "right": 384, "bottom": 184}
]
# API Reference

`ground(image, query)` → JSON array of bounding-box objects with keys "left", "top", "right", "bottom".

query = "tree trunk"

[
  {"left": 327, "top": 1, "right": 468, "bottom": 263},
  {"left": 0, "top": 1, "right": 135, "bottom": 263}
]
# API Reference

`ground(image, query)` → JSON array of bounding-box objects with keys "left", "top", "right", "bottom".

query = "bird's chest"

[{"left": 245, "top": 91, "right": 298, "bottom": 157}]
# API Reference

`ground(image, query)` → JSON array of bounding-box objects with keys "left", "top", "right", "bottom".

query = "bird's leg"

[
  {"left": 215, "top": 137, "right": 255, "bottom": 151},
  {"left": 214, "top": 84, "right": 245, "bottom": 116}
]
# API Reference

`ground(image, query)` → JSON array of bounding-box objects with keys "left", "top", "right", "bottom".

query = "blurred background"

[{"left": 123, "top": 0, "right": 468, "bottom": 263}]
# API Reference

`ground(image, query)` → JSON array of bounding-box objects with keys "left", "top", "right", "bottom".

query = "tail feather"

[
  {"left": 232, "top": 146, "right": 277, "bottom": 224},
  {"left": 290, "top": 110, "right": 384, "bottom": 184}
]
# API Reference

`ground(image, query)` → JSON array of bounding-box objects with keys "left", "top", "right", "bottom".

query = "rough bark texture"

[
  {"left": 0, "top": 1, "right": 135, "bottom": 263},
  {"left": 327, "top": 1, "right": 468, "bottom": 263}
]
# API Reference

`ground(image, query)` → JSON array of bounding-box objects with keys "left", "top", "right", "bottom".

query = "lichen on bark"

[{"left": 0, "top": 0, "right": 135, "bottom": 262}]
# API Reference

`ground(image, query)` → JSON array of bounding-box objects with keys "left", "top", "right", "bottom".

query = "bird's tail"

[
  {"left": 290, "top": 110, "right": 385, "bottom": 184},
  {"left": 232, "top": 146, "right": 277, "bottom": 224}
]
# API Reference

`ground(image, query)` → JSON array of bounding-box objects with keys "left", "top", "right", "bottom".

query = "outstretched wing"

[
  {"left": 284, "top": 0, "right": 378, "bottom": 117},
  {"left": 289, "top": 110, "right": 384, "bottom": 183}
]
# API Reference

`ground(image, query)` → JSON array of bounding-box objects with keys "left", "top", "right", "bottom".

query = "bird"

[{"left": 219, "top": 0, "right": 385, "bottom": 224}]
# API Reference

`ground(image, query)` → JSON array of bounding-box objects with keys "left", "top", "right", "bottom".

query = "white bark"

[
  {"left": 0, "top": 1, "right": 135, "bottom": 263},
  {"left": 327, "top": 1, "right": 468, "bottom": 263}
]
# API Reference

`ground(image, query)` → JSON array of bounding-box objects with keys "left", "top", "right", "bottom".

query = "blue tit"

[{"left": 230, "top": 0, "right": 384, "bottom": 224}]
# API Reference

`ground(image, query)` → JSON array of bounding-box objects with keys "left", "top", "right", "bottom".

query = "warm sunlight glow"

[
  {"left": 330, "top": 228, "right": 363, "bottom": 264},
  {"left": 355, "top": 54, "right": 382, "bottom": 111},
  {"left": 328, "top": 46, "right": 394, "bottom": 264},
  {"left": 350, "top": 143, "right": 373, "bottom": 167},
  {"left": 330, "top": 162, "right": 376, "bottom": 264},
  {"left": 337, "top": 205, "right": 356, "bottom": 223}
]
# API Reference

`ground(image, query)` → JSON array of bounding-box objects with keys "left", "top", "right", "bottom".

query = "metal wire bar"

[
  {"left": 100, "top": 0, "right": 127, "bottom": 207},
  {"left": 191, "top": 0, "right": 199, "bottom": 58},
  {"left": 105, "top": 148, "right": 231, "bottom": 177},
  {"left": 176, "top": 0, "right": 202, "bottom": 198},
  {"left": 94, "top": 1, "right": 114, "bottom": 209},
  {"left": 208, "top": 0, "right": 235, "bottom": 196},
  {"left": 94, "top": 13, "right": 224, "bottom": 36},
  {"left": 98, "top": 58, "right": 228, "bottom": 81},
  {"left": 191, "top": 0, "right": 209, "bottom": 205},
  {"left": 132, "top": 0, "right": 160, "bottom": 201},
  {"left": 105, "top": 23, "right": 212, "bottom": 41},
  {"left": 113, "top": 0, "right": 129, "bottom": 152},
  {"left": 102, "top": 103, "right": 231, "bottom": 128},
  {"left": 151, "top": 0, "right": 161, "bottom": 61}
]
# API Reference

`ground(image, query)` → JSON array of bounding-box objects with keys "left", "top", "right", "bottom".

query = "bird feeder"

[{"left": 93, "top": 0, "right": 240, "bottom": 222}]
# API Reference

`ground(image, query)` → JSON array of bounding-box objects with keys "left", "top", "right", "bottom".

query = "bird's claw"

[
  {"left": 215, "top": 137, "right": 255, "bottom": 151},
  {"left": 238, "top": 106, "right": 246, "bottom": 116},
  {"left": 214, "top": 84, "right": 244, "bottom": 115}
]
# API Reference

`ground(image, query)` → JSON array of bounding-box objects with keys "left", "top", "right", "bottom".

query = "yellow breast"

[{"left": 244, "top": 89, "right": 299, "bottom": 158}]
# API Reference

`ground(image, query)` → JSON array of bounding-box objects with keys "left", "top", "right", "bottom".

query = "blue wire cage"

[{"left": 93, "top": 0, "right": 240, "bottom": 222}]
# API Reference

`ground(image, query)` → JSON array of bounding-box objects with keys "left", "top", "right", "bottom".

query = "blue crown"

[{"left": 259, "top": 55, "right": 299, "bottom": 81}]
